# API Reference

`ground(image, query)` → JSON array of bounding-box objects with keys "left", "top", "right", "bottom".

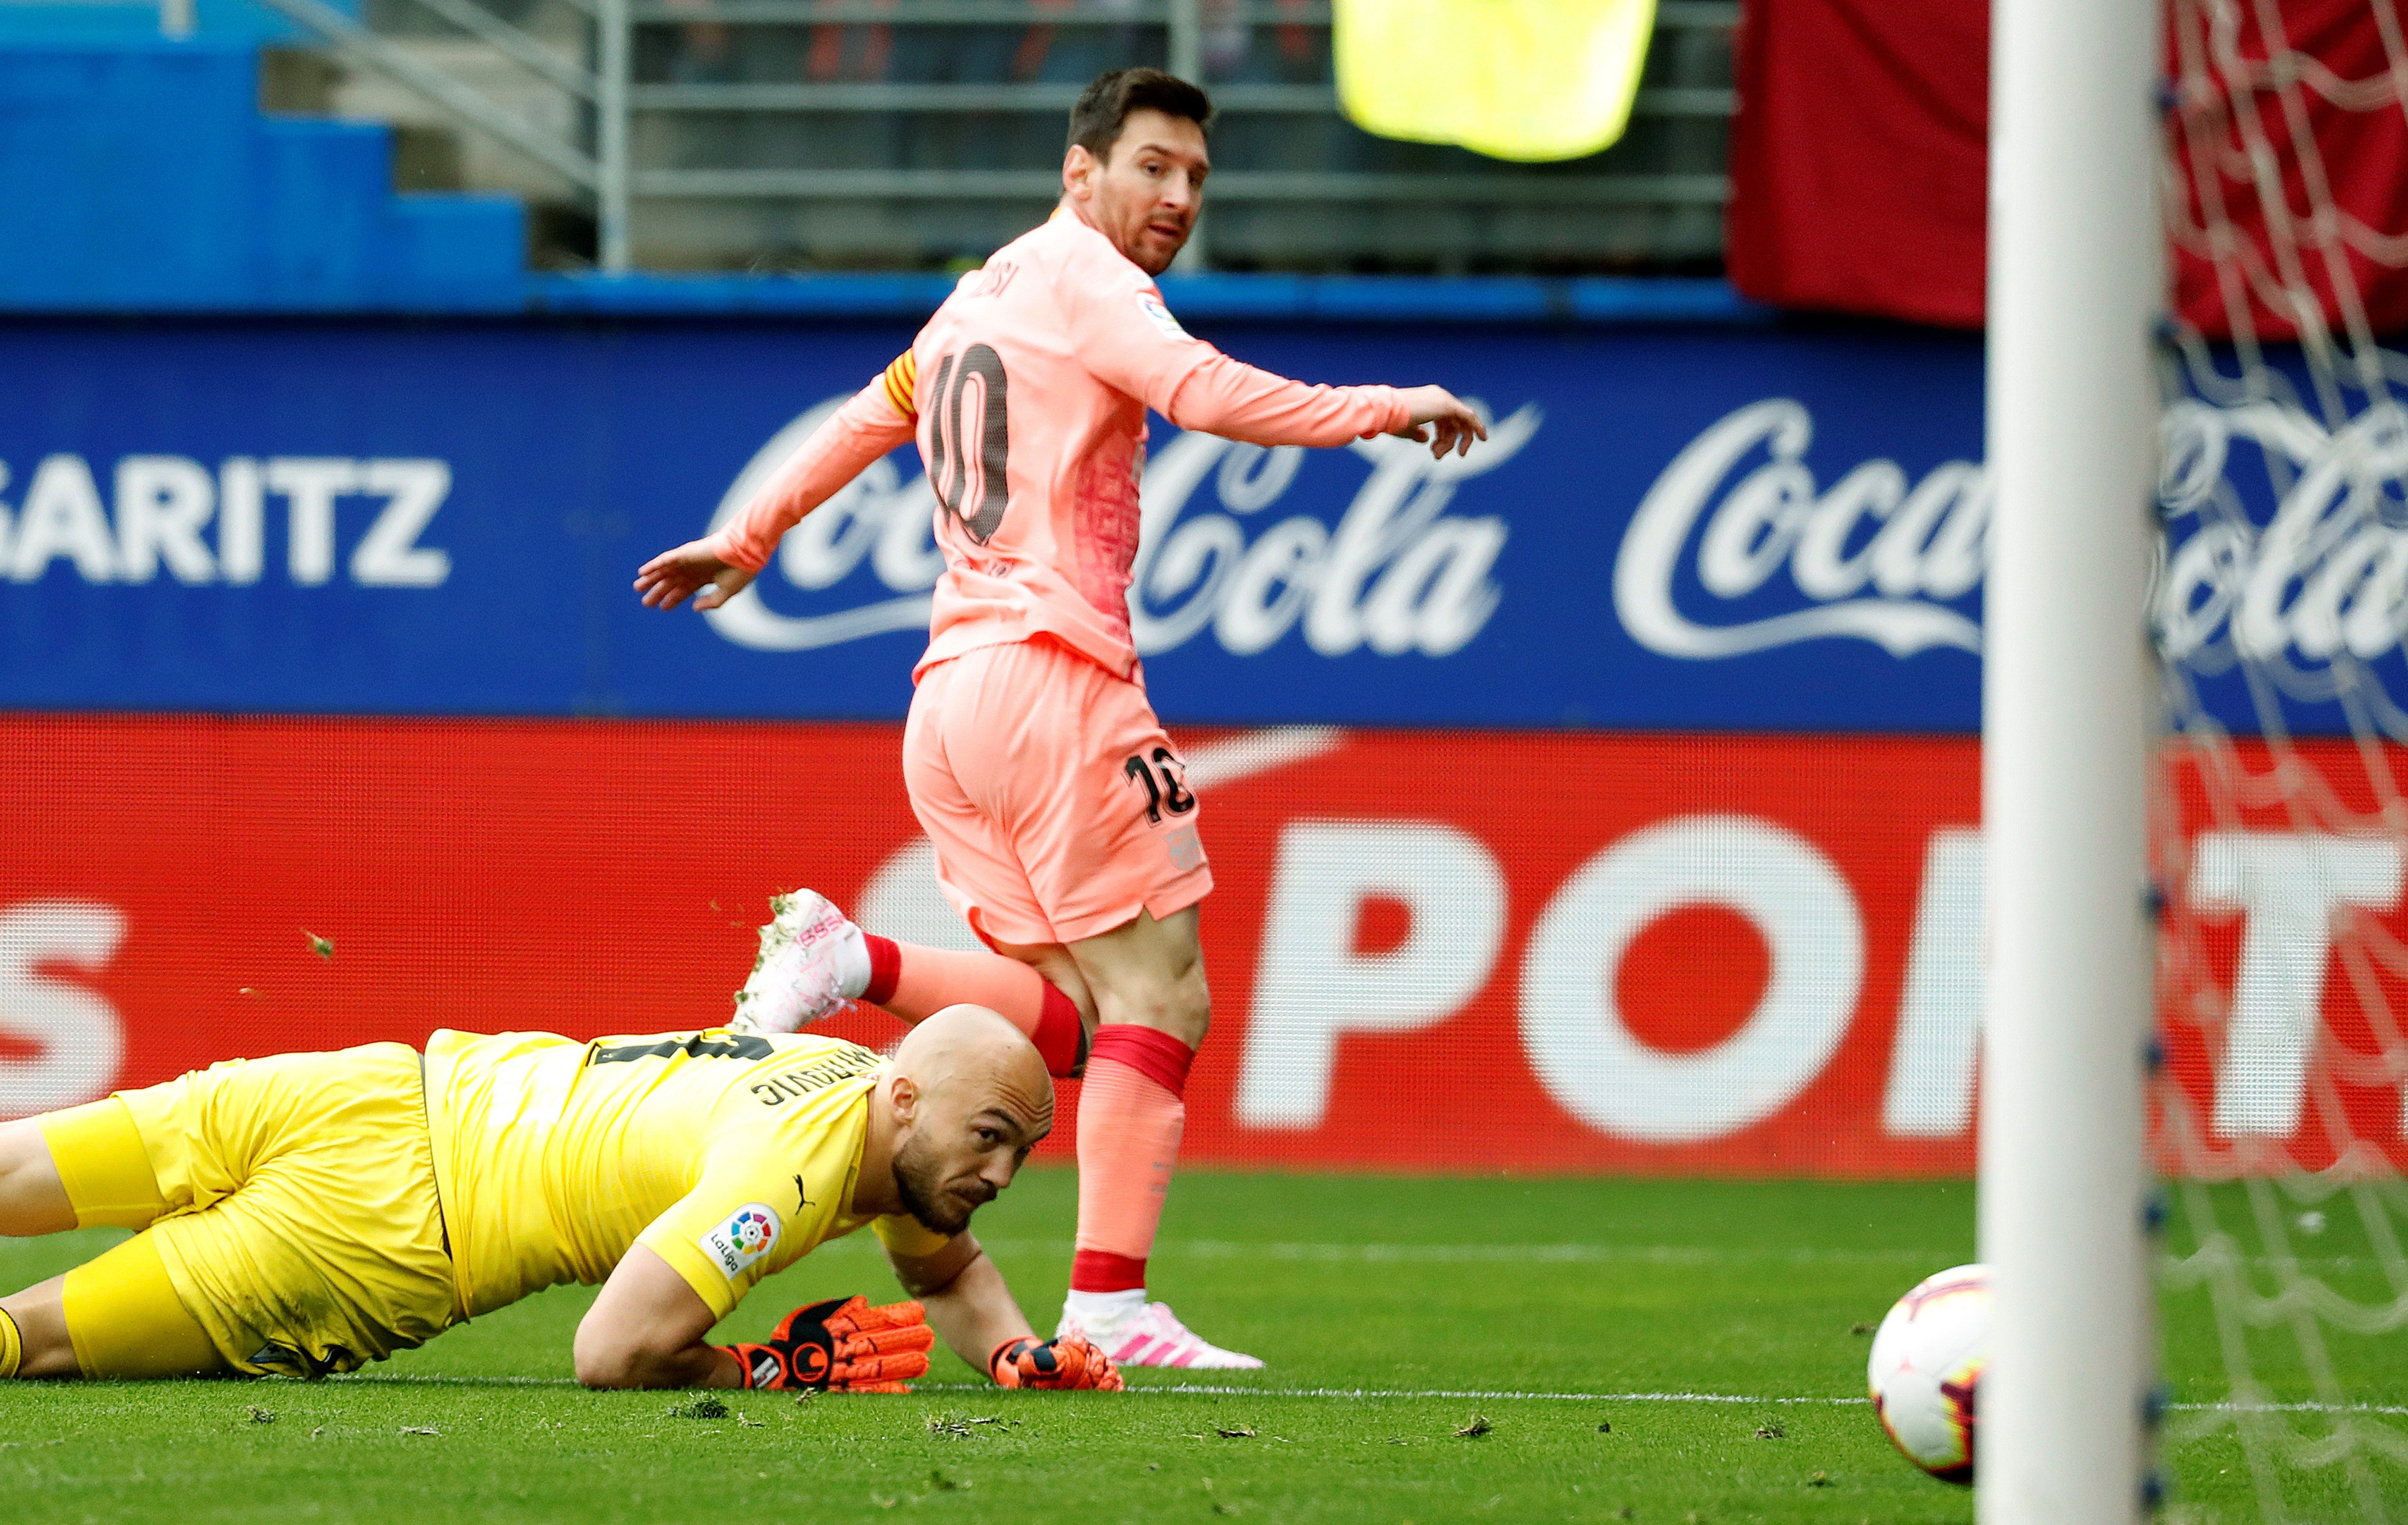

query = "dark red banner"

[
  {"left": 1727, "top": 0, "right": 2408, "bottom": 341},
  {"left": 0, "top": 716, "right": 2393, "bottom": 1177}
]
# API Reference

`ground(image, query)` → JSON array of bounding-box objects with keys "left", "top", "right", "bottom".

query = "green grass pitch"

[{"left": 1, "top": 1171, "right": 2397, "bottom": 1523}]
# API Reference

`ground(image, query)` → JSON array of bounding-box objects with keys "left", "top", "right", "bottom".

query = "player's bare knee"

[
  {"left": 0, "top": 1119, "right": 76, "bottom": 1238},
  {"left": 1096, "top": 964, "right": 1210, "bottom": 1047},
  {"left": 2, "top": 1281, "right": 79, "bottom": 1380},
  {"left": 1150, "top": 944, "right": 1213, "bottom": 1045},
  {"left": 1163, "top": 963, "right": 1211, "bottom": 1047}
]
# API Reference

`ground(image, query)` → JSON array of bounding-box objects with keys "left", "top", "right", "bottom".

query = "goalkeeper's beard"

[{"left": 892, "top": 1132, "right": 995, "bottom": 1236}]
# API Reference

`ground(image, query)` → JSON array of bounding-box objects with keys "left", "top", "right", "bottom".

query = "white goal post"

[{"left": 1979, "top": 0, "right": 2162, "bottom": 1520}]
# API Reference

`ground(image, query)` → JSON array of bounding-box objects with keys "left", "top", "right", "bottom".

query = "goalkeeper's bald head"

[{"left": 883, "top": 1005, "right": 1055, "bottom": 1235}]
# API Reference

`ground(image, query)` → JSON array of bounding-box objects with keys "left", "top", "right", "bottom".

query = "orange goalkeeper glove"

[
  {"left": 720, "top": 1295, "right": 934, "bottom": 1392},
  {"left": 989, "top": 1335, "right": 1124, "bottom": 1391}
]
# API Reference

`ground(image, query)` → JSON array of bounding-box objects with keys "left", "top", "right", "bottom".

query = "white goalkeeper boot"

[
  {"left": 1058, "top": 1296, "right": 1265, "bottom": 1371},
  {"left": 730, "top": 889, "right": 870, "bottom": 1034}
]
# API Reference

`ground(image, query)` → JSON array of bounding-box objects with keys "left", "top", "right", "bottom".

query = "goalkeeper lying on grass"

[{"left": 0, "top": 1003, "right": 1119, "bottom": 1395}]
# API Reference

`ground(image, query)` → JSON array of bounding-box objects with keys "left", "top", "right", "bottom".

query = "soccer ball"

[{"left": 1867, "top": 1263, "right": 1990, "bottom": 1485}]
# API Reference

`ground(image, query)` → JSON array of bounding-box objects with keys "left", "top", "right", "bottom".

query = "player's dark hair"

[{"left": 1068, "top": 68, "right": 1214, "bottom": 160}]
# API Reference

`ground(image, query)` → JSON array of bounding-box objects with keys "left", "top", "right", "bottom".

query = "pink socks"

[
  {"left": 858, "top": 934, "right": 1087, "bottom": 1076},
  {"left": 1070, "top": 1025, "right": 1195, "bottom": 1295}
]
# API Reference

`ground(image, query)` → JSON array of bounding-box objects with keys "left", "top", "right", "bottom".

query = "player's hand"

[
  {"left": 988, "top": 1335, "right": 1125, "bottom": 1391},
  {"left": 635, "top": 539, "right": 757, "bottom": 611},
  {"left": 1394, "top": 385, "right": 1488, "bottom": 460},
  {"left": 719, "top": 1295, "right": 935, "bottom": 1393}
]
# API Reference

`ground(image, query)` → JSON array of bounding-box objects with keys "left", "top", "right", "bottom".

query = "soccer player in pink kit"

[{"left": 637, "top": 67, "right": 1484, "bottom": 1369}]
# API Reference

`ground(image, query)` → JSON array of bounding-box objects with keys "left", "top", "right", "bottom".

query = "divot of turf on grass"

[{"left": 924, "top": 1412, "right": 1000, "bottom": 1438}]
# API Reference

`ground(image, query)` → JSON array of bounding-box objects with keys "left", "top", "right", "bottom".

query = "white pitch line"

[
  {"left": 1173, "top": 1240, "right": 1947, "bottom": 1266},
  {"left": 337, "top": 1374, "right": 1864, "bottom": 1404},
  {"left": 339, "top": 1374, "right": 577, "bottom": 1386},
  {"left": 934, "top": 1238, "right": 1962, "bottom": 1267},
  {"left": 920, "top": 1382, "right": 1864, "bottom": 1404},
  {"left": 335, "top": 1378, "right": 578, "bottom": 1387},
  {"left": 2178, "top": 1400, "right": 2408, "bottom": 1418},
  {"left": 333, "top": 1374, "right": 2408, "bottom": 1416},
  {"left": 910, "top": 1385, "right": 2408, "bottom": 1416},
  {"left": 820, "top": 1235, "right": 2391, "bottom": 1273}
]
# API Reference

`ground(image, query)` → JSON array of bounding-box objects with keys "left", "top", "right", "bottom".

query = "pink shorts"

[{"left": 903, "top": 637, "right": 1213, "bottom": 947}]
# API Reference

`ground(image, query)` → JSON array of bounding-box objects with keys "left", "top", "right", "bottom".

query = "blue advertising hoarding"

[{"left": 0, "top": 314, "right": 2359, "bottom": 733}]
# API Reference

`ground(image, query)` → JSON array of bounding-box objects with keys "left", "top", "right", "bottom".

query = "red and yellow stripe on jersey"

[{"left": 880, "top": 351, "right": 918, "bottom": 419}]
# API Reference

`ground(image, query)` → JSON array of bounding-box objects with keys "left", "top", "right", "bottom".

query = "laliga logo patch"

[
  {"left": 1138, "top": 294, "right": 1189, "bottom": 341},
  {"left": 701, "top": 1203, "right": 782, "bottom": 1278}
]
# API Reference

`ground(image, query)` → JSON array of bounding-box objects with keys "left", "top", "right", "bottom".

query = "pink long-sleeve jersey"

[{"left": 704, "top": 209, "right": 1414, "bottom": 681}]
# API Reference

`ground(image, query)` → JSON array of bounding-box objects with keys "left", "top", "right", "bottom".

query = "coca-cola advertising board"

[
  {"left": 0, "top": 317, "right": 2371, "bottom": 737},
  {"left": 0, "top": 713, "right": 2393, "bottom": 1177}
]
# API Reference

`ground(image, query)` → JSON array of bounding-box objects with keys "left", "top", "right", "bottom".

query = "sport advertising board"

[{"left": 0, "top": 714, "right": 2390, "bottom": 1177}]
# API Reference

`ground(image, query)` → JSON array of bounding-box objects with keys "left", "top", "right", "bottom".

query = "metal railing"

[
  {"left": 259, "top": 0, "right": 605, "bottom": 190},
  {"left": 229, "top": 0, "right": 1738, "bottom": 271}
]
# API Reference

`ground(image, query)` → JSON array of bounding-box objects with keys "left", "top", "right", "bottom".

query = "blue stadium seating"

[
  {"left": 0, "top": 40, "right": 525, "bottom": 310},
  {"left": 0, "top": 0, "right": 335, "bottom": 45}
]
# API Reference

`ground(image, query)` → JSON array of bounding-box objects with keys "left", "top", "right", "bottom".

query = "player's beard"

[
  {"left": 1092, "top": 182, "right": 1191, "bottom": 274},
  {"left": 891, "top": 1132, "right": 993, "bottom": 1236}
]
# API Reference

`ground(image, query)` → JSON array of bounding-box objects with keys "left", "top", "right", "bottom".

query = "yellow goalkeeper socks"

[{"left": 0, "top": 1307, "right": 21, "bottom": 1379}]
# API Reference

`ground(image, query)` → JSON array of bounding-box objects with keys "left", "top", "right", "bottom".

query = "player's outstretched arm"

[
  {"left": 1052, "top": 242, "right": 1480, "bottom": 464},
  {"left": 888, "top": 1233, "right": 1122, "bottom": 1391},
  {"left": 575, "top": 1244, "right": 741, "bottom": 1388},
  {"left": 888, "top": 1231, "right": 1029, "bottom": 1368},
  {"left": 1156, "top": 352, "right": 1489, "bottom": 460},
  {"left": 633, "top": 368, "right": 915, "bottom": 612}
]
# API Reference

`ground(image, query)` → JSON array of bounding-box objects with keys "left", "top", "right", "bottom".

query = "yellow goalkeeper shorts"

[{"left": 43, "top": 1043, "right": 460, "bottom": 1377}]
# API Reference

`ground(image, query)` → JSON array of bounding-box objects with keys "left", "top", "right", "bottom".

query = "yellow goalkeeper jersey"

[{"left": 420, "top": 1029, "right": 951, "bottom": 1320}]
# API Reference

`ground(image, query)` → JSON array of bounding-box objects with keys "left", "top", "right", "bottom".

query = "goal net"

[{"left": 2156, "top": 0, "right": 2408, "bottom": 1516}]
